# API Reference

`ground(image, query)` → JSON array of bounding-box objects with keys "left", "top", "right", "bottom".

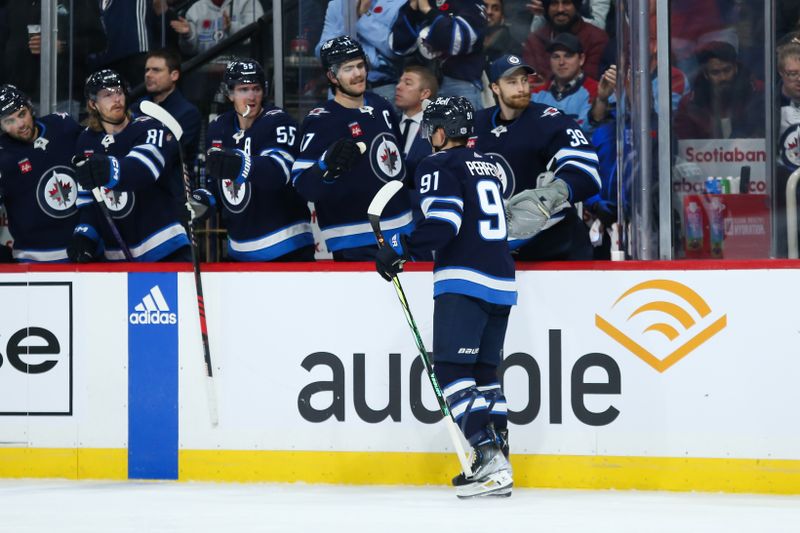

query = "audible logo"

[{"left": 595, "top": 279, "right": 727, "bottom": 372}]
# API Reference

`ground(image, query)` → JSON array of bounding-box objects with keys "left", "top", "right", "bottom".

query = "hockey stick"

[
  {"left": 139, "top": 100, "right": 219, "bottom": 426},
  {"left": 367, "top": 180, "right": 473, "bottom": 477},
  {"left": 74, "top": 156, "right": 134, "bottom": 261},
  {"left": 91, "top": 187, "right": 134, "bottom": 261}
]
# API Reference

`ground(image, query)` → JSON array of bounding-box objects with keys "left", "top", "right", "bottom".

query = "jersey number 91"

[{"left": 477, "top": 180, "right": 506, "bottom": 240}]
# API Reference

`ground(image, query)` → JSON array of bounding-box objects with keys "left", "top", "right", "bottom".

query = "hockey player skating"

[
  {"left": 374, "top": 96, "right": 515, "bottom": 498},
  {"left": 0, "top": 85, "right": 82, "bottom": 262},
  {"left": 203, "top": 58, "right": 315, "bottom": 261},
  {"left": 69, "top": 69, "right": 191, "bottom": 262},
  {"left": 291, "top": 35, "right": 413, "bottom": 261},
  {"left": 475, "top": 54, "right": 601, "bottom": 260}
]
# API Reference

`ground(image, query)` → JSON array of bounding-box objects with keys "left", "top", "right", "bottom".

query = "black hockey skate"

[
  {"left": 454, "top": 436, "right": 513, "bottom": 499},
  {"left": 452, "top": 428, "right": 510, "bottom": 496}
]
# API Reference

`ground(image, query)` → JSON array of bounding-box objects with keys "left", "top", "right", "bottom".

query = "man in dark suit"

[{"left": 394, "top": 64, "right": 438, "bottom": 179}]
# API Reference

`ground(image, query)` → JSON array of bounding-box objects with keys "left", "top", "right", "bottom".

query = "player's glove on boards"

[
  {"left": 67, "top": 230, "right": 100, "bottom": 263},
  {"left": 505, "top": 173, "right": 570, "bottom": 239},
  {"left": 206, "top": 148, "right": 251, "bottom": 184}
]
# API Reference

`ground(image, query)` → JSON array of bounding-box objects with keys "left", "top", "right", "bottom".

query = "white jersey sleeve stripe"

[
  {"left": 132, "top": 142, "right": 166, "bottom": 167},
  {"left": 556, "top": 160, "right": 602, "bottom": 188},
  {"left": 127, "top": 150, "right": 161, "bottom": 180}
]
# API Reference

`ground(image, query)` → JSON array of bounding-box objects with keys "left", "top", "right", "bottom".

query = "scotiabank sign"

[
  {"left": 675, "top": 138, "right": 768, "bottom": 194},
  {"left": 0, "top": 282, "right": 72, "bottom": 415}
]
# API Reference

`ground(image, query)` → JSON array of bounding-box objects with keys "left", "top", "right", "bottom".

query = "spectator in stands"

[
  {"left": 526, "top": 0, "right": 611, "bottom": 32},
  {"left": 395, "top": 65, "right": 438, "bottom": 179},
  {"left": 778, "top": 41, "right": 800, "bottom": 171},
  {"left": 589, "top": 63, "right": 616, "bottom": 126},
  {"left": 531, "top": 33, "right": 597, "bottom": 132},
  {"left": 316, "top": 0, "right": 405, "bottom": 104},
  {"left": 95, "top": 0, "right": 165, "bottom": 88},
  {"left": 133, "top": 48, "right": 202, "bottom": 165},
  {"left": 522, "top": 0, "right": 608, "bottom": 81},
  {"left": 484, "top": 0, "right": 522, "bottom": 62},
  {"left": 0, "top": 0, "right": 105, "bottom": 114},
  {"left": 391, "top": 0, "right": 488, "bottom": 110},
  {"left": 170, "top": 0, "right": 264, "bottom": 57},
  {"left": 673, "top": 41, "right": 764, "bottom": 140}
]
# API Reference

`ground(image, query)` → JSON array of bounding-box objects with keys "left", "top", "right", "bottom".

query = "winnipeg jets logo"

[
  {"left": 220, "top": 179, "right": 251, "bottom": 214},
  {"left": 101, "top": 134, "right": 115, "bottom": 148},
  {"left": 369, "top": 133, "right": 405, "bottom": 183},
  {"left": 232, "top": 130, "right": 245, "bottom": 144},
  {"left": 490, "top": 125, "right": 508, "bottom": 138},
  {"left": 359, "top": 105, "right": 374, "bottom": 116},
  {"left": 781, "top": 127, "right": 800, "bottom": 168},
  {"left": 36, "top": 166, "right": 78, "bottom": 218},
  {"left": 307, "top": 107, "right": 329, "bottom": 117},
  {"left": 485, "top": 152, "right": 516, "bottom": 198},
  {"left": 102, "top": 188, "right": 134, "bottom": 218},
  {"left": 33, "top": 137, "right": 49, "bottom": 151}
]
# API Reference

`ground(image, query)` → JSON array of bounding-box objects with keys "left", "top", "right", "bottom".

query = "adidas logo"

[{"left": 129, "top": 285, "right": 177, "bottom": 325}]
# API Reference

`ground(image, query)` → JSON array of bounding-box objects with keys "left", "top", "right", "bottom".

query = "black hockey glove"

[
  {"left": 206, "top": 148, "right": 251, "bottom": 184},
  {"left": 67, "top": 233, "right": 100, "bottom": 263},
  {"left": 375, "top": 234, "right": 411, "bottom": 282},
  {"left": 186, "top": 188, "right": 217, "bottom": 224},
  {"left": 320, "top": 138, "right": 361, "bottom": 178},
  {"left": 73, "top": 154, "right": 119, "bottom": 191}
]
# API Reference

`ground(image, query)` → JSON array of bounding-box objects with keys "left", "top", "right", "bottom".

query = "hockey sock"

[
  {"left": 474, "top": 363, "right": 508, "bottom": 435},
  {"left": 436, "top": 362, "right": 492, "bottom": 446}
]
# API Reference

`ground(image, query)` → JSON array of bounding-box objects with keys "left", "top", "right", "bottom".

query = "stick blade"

[
  {"left": 367, "top": 180, "right": 404, "bottom": 218},
  {"left": 139, "top": 100, "right": 184, "bottom": 141}
]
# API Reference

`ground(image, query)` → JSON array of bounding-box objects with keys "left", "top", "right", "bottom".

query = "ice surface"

[{"left": 1, "top": 480, "right": 798, "bottom": 533}]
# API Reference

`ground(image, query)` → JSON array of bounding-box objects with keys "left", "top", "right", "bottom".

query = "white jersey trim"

[
  {"left": 321, "top": 210, "right": 413, "bottom": 242},
  {"left": 104, "top": 223, "right": 187, "bottom": 260},
  {"left": 433, "top": 267, "right": 517, "bottom": 293},
  {"left": 230, "top": 222, "right": 313, "bottom": 253}
]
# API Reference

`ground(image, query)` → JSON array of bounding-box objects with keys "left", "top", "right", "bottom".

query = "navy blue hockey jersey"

[
  {"left": 474, "top": 103, "right": 601, "bottom": 200},
  {"left": 0, "top": 113, "right": 81, "bottom": 262},
  {"left": 390, "top": 0, "right": 486, "bottom": 85},
  {"left": 407, "top": 146, "right": 516, "bottom": 306},
  {"left": 473, "top": 103, "right": 601, "bottom": 248},
  {"left": 75, "top": 116, "right": 189, "bottom": 261},
  {"left": 206, "top": 106, "right": 313, "bottom": 261},
  {"left": 291, "top": 94, "right": 413, "bottom": 253}
]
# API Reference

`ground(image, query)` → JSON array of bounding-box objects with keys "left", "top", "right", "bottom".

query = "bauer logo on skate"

[
  {"left": 129, "top": 285, "right": 177, "bottom": 325},
  {"left": 595, "top": 279, "right": 727, "bottom": 373}
]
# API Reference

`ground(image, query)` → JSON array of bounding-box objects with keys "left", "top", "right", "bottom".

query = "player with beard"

[
  {"left": 203, "top": 59, "right": 314, "bottom": 261},
  {"left": 522, "top": 0, "right": 608, "bottom": 81},
  {"left": 0, "top": 85, "right": 82, "bottom": 262},
  {"left": 674, "top": 41, "right": 764, "bottom": 140},
  {"left": 69, "top": 69, "right": 191, "bottom": 262},
  {"left": 291, "top": 35, "right": 413, "bottom": 261},
  {"left": 474, "top": 54, "right": 601, "bottom": 261}
]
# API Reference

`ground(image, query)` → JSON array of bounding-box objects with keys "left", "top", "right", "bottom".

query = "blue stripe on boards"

[{"left": 127, "top": 272, "right": 179, "bottom": 479}]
